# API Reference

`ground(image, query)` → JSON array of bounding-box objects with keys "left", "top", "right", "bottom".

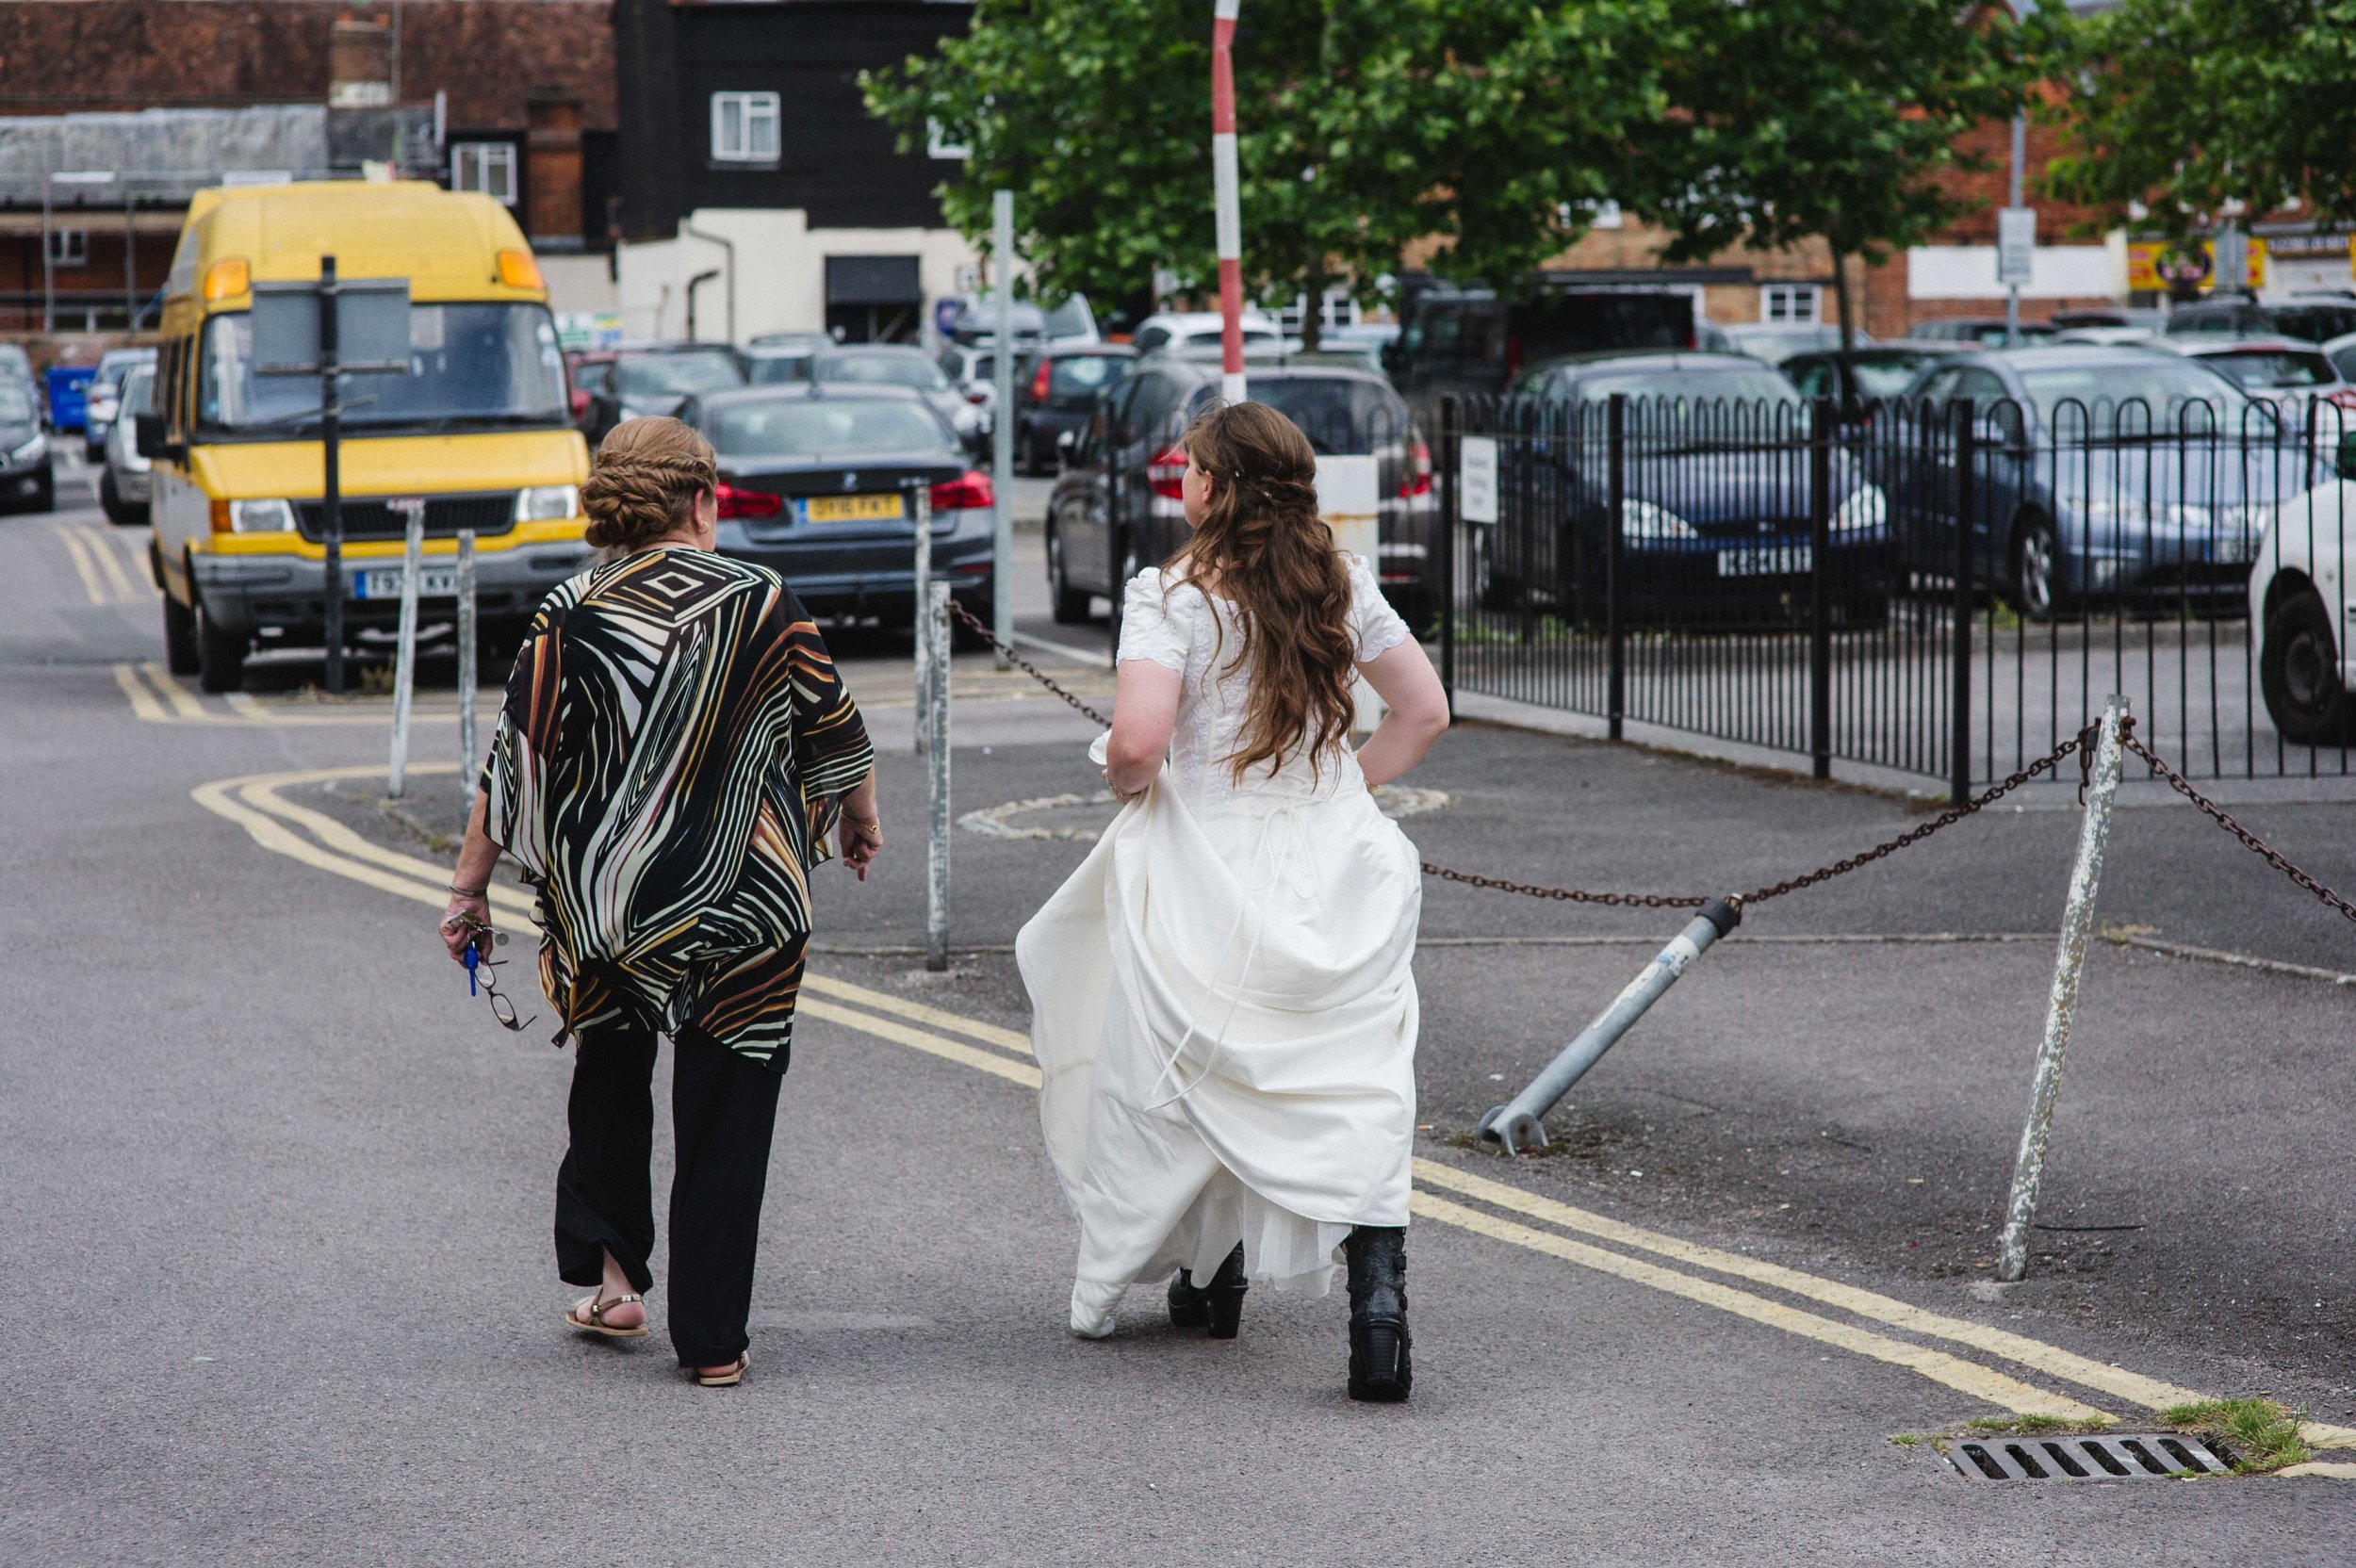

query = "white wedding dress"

[{"left": 1017, "top": 557, "right": 1422, "bottom": 1336}]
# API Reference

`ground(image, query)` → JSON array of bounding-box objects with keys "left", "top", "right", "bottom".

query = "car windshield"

[
  {"left": 0, "top": 384, "right": 34, "bottom": 423},
  {"left": 201, "top": 302, "right": 569, "bottom": 434},
  {"left": 1050, "top": 355, "right": 1128, "bottom": 398},
  {"left": 1248, "top": 378, "right": 1407, "bottom": 454},
  {"left": 707, "top": 398, "right": 948, "bottom": 457},
  {"left": 1853, "top": 354, "right": 1945, "bottom": 399},
  {"left": 814, "top": 352, "right": 947, "bottom": 393},
  {"left": 618, "top": 352, "right": 744, "bottom": 398},
  {"left": 2019, "top": 362, "right": 2254, "bottom": 433},
  {"left": 2199, "top": 351, "right": 2334, "bottom": 389},
  {"left": 745, "top": 355, "right": 811, "bottom": 385},
  {"left": 1576, "top": 368, "right": 1802, "bottom": 407}
]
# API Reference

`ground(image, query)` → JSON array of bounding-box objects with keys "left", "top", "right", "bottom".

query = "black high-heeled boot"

[
  {"left": 1167, "top": 1243, "right": 1249, "bottom": 1338},
  {"left": 1345, "top": 1226, "right": 1412, "bottom": 1402}
]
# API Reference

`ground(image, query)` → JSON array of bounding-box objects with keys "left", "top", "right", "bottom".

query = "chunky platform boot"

[
  {"left": 1167, "top": 1243, "right": 1249, "bottom": 1338},
  {"left": 1345, "top": 1226, "right": 1412, "bottom": 1402}
]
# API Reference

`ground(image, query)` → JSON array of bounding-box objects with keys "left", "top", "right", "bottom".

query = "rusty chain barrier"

[{"left": 942, "top": 601, "right": 2355, "bottom": 921}]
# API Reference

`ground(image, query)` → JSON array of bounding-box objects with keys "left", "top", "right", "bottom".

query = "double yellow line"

[
  {"left": 52, "top": 521, "right": 154, "bottom": 606},
  {"left": 190, "top": 760, "right": 2356, "bottom": 1447}
]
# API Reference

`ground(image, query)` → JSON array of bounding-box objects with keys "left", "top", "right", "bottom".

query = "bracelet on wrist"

[{"left": 449, "top": 882, "right": 488, "bottom": 898}]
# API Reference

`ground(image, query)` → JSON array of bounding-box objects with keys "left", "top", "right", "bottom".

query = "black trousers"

[{"left": 554, "top": 1006, "right": 784, "bottom": 1368}]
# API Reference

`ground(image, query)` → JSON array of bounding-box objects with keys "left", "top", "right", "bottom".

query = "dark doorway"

[{"left": 825, "top": 253, "right": 923, "bottom": 343}]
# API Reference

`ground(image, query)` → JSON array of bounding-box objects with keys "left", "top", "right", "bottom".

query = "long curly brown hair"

[{"left": 1170, "top": 400, "right": 1356, "bottom": 783}]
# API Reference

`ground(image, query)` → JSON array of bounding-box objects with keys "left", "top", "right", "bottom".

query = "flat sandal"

[
  {"left": 565, "top": 1291, "right": 649, "bottom": 1339},
  {"left": 692, "top": 1351, "right": 749, "bottom": 1388}
]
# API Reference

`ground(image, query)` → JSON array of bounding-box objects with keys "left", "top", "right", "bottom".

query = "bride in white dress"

[{"left": 1016, "top": 400, "right": 1451, "bottom": 1402}]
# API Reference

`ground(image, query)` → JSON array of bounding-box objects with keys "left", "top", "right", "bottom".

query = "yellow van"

[{"left": 145, "top": 181, "right": 591, "bottom": 691}]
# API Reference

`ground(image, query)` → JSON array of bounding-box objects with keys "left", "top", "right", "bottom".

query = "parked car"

[
  {"left": 806, "top": 345, "right": 987, "bottom": 457},
  {"left": 2166, "top": 296, "right": 2356, "bottom": 342},
  {"left": 941, "top": 292, "right": 1099, "bottom": 349},
  {"left": 1725, "top": 323, "right": 1864, "bottom": 365},
  {"left": 83, "top": 346, "right": 156, "bottom": 462},
  {"left": 2250, "top": 479, "right": 2355, "bottom": 743},
  {"left": 581, "top": 344, "right": 744, "bottom": 444},
  {"left": 2152, "top": 337, "right": 2356, "bottom": 422},
  {"left": 2051, "top": 307, "right": 2167, "bottom": 334},
  {"left": 748, "top": 330, "right": 833, "bottom": 356},
  {"left": 99, "top": 365, "right": 155, "bottom": 525},
  {"left": 743, "top": 343, "right": 824, "bottom": 386},
  {"left": 673, "top": 383, "right": 994, "bottom": 632},
  {"left": 1906, "top": 318, "right": 2060, "bottom": 347},
  {"left": 0, "top": 344, "right": 34, "bottom": 389},
  {"left": 565, "top": 350, "right": 615, "bottom": 433},
  {"left": 1010, "top": 343, "right": 1136, "bottom": 474},
  {"left": 1885, "top": 346, "right": 2326, "bottom": 620},
  {"left": 1383, "top": 284, "right": 1697, "bottom": 399},
  {"left": 1489, "top": 351, "right": 1890, "bottom": 629},
  {"left": 935, "top": 341, "right": 1005, "bottom": 434},
  {"left": 0, "top": 378, "right": 53, "bottom": 512},
  {"left": 1127, "top": 310, "right": 1285, "bottom": 355},
  {"left": 2324, "top": 331, "right": 2356, "bottom": 385},
  {"left": 2051, "top": 326, "right": 2159, "bottom": 347},
  {"left": 1043, "top": 357, "right": 1436, "bottom": 624},
  {"left": 1780, "top": 344, "right": 1960, "bottom": 421}
]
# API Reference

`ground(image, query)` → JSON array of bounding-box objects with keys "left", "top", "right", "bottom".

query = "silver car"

[
  {"left": 83, "top": 346, "right": 155, "bottom": 463},
  {"left": 100, "top": 365, "right": 155, "bottom": 526}
]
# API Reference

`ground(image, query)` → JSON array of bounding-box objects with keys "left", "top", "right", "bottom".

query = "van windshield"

[{"left": 199, "top": 302, "right": 568, "bottom": 435}]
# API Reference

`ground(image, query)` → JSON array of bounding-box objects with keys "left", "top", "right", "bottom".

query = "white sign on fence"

[
  {"left": 1996, "top": 207, "right": 2037, "bottom": 287},
  {"left": 1461, "top": 435, "right": 1499, "bottom": 523}
]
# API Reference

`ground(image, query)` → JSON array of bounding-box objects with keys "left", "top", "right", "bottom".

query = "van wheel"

[
  {"left": 162, "top": 584, "right": 201, "bottom": 677},
  {"left": 1047, "top": 524, "right": 1091, "bottom": 624},
  {"left": 191, "top": 587, "right": 248, "bottom": 694},
  {"left": 2261, "top": 588, "right": 2353, "bottom": 746}
]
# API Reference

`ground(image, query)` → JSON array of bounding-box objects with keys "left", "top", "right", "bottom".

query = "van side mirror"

[{"left": 134, "top": 412, "right": 180, "bottom": 462}]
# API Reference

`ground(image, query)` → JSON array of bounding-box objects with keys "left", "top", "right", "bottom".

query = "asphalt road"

[{"left": 8, "top": 456, "right": 2356, "bottom": 1564}]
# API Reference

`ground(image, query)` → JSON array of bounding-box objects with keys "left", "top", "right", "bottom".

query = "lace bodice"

[{"left": 1116, "top": 555, "right": 1413, "bottom": 809}]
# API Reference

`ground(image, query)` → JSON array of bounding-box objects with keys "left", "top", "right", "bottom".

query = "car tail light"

[
  {"left": 714, "top": 482, "right": 782, "bottom": 519},
  {"left": 570, "top": 388, "right": 590, "bottom": 420},
  {"left": 1505, "top": 335, "right": 1523, "bottom": 381},
  {"left": 1031, "top": 360, "right": 1053, "bottom": 402},
  {"left": 2328, "top": 388, "right": 2356, "bottom": 413},
  {"left": 1149, "top": 443, "right": 1188, "bottom": 499},
  {"left": 965, "top": 387, "right": 990, "bottom": 404},
  {"left": 931, "top": 470, "right": 995, "bottom": 512},
  {"left": 1400, "top": 437, "right": 1432, "bottom": 498}
]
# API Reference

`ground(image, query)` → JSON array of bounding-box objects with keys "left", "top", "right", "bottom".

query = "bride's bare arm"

[
  {"left": 1104, "top": 660, "right": 1185, "bottom": 799},
  {"left": 1353, "top": 641, "right": 1449, "bottom": 788}
]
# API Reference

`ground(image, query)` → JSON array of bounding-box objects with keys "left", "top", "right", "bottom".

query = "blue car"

[
  {"left": 1883, "top": 346, "right": 2332, "bottom": 619},
  {"left": 1488, "top": 351, "right": 1893, "bottom": 628}
]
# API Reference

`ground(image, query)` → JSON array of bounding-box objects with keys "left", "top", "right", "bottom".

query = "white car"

[
  {"left": 1130, "top": 310, "right": 1285, "bottom": 354},
  {"left": 2251, "top": 473, "right": 2356, "bottom": 744}
]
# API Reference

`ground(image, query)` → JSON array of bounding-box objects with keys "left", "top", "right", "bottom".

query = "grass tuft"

[
  {"left": 2161, "top": 1396, "right": 2310, "bottom": 1474},
  {"left": 1962, "top": 1413, "right": 2101, "bottom": 1436}
]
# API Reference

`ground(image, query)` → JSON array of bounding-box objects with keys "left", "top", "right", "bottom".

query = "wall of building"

[{"left": 615, "top": 208, "right": 979, "bottom": 345}]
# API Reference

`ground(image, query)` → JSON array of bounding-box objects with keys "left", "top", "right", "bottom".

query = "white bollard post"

[
  {"left": 925, "top": 580, "right": 952, "bottom": 972},
  {"left": 386, "top": 500, "right": 425, "bottom": 797},
  {"left": 1996, "top": 694, "right": 2131, "bottom": 1282},
  {"left": 912, "top": 482, "right": 933, "bottom": 758},
  {"left": 455, "top": 528, "right": 478, "bottom": 804},
  {"left": 990, "top": 189, "right": 1016, "bottom": 669}
]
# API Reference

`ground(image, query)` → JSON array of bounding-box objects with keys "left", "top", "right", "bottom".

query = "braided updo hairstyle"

[
  {"left": 1171, "top": 400, "right": 1357, "bottom": 783},
  {"left": 580, "top": 416, "right": 718, "bottom": 551}
]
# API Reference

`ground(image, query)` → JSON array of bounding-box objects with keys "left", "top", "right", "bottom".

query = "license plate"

[
  {"left": 356, "top": 566, "right": 458, "bottom": 600},
  {"left": 803, "top": 494, "right": 905, "bottom": 524},
  {"left": 1716, "top": 544, "right": 1812, "bottom": 578}
]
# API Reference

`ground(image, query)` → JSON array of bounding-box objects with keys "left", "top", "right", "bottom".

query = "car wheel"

[
  {"left": 191, "top": 585, "right": 248, "bottom": 694},
  {"left": 2007, "top": 513, "right": 2065, "bottom": 622},
  {"left": 162, "top": 580, "right": 201, "bottom": 678},
  {"left": 28, "top": 470, "right": 54, "bottom": 514},
  {"left": 1047, "top": 524, "right": 1092, "bottom": 624},
  {"left": 100, "top": 469, "right": 126, "bottom": 526},
  {"left": 2260, "top": 588, "right": 2353, "bottom": 746}
]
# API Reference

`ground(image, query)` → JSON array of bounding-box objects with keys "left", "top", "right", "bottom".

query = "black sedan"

[
  {"left": 1491, "top": 351, "right": 1891, "bottom": 628},
  {"left": 675, "top": 384, "right": 994, "bottom": 631},
  {"left": 583, "top": 344, "right": 745, "bottom": 444},
  {"left": 0, "top": 380, "right": 53, "bottom": 512},
  {"left": 1010, "top": 343, "right": 1135, "bottom": 474}
]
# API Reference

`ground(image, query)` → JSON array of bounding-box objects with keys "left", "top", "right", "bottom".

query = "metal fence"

[{"left": 1436, "top": 389, "right": 2356, "bottom": 795}]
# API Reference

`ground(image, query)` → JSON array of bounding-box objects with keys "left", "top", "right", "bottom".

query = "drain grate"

[{"left": 1945, "top": 1432, "right": 2233, "bottom": 1481}]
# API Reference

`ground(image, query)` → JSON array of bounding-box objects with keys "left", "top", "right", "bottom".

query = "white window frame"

[
  {"left": 1279, "top": 287, "right": 1362, "bottom": 335},
  {"left": 711, "top": 90, "right": 782, "bottom": 165},
  {"left": 47, "top": 228, "right": 87, "bottom": 267},
  {"left": 925, "top": 118, "right": 971, "bottom": 160},
  {"left": 1761, "top": 284, "right": 1823, "bottom": 324},
  {"left": 450, "top": 141, "right": 517, "bottom": 207}
]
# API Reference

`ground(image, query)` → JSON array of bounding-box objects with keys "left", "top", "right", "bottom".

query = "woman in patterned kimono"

[
  {"left": 1017, "top": 401, "right": 1451, "bottom": 1401},
  {"left": 437, "top": 416, "right": 881, "bottom": 1387}
]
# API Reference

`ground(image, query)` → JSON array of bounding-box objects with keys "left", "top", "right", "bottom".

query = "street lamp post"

[{"left": 1211, "top": 0, "right": 1246, "bottom": 405}]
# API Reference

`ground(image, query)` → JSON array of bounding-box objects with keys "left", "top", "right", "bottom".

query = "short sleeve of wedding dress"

[
  {"left": 1348, "top": 554, "right": 1413, "bottom": 663},
  {"left": 1117, "top": 567, "right": 1198, "bottom": 673}
]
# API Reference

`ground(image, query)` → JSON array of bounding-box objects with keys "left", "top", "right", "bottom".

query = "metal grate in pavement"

[{"left": 1945, "top": 1432, "right": 2233, "bottom": 1481}]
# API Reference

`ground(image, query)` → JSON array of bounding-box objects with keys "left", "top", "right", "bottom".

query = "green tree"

[
  {"left": 864, "top": 0, "right": 1661, "bottom": 346},
  {"left": 2041, "top": 0, "right": 2356, "bottom": 235},
  {"left": 1627, "top": 0, "right": 2034, "bottom": 354}
]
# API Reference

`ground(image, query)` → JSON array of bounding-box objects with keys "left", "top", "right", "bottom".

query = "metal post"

[
  {"left": 924, "top": 580, "right": 953, "bottom": 972},
  {"left": 1996, "top": 694, "right": 2130, "bottom": 1282},
  {"left": 455, "top": 528, "right": 479, "bottom": 803},
  {"left": 2004, "top": 115, "right": 2024, "bottom": 349},
  {"left": 990, "top": 189, "right": 1016, "bottom": 666},
  {"left": 1210, "top": 0, "right": 1247, "bottom": 405},
  {"left": 1607, "top": 393, "right": 1627, "bottom": 742},
  {"left": 320, "top": 255, "right": 347, "bottom": 695},
  {"left": 1438, "top": 393, "right": 1459, "bottom": 714},
  {"left": 911, "top": 482, "right": 933, "bottom": 756},
  {"left": 1478, "top": 899, "right": 1742, "bottom": 1154},
  {"left": 1809, "top": 395, "right": 1834, "bottom": 779},
  {"left": 1107, "top": 453, "right": 1128, "bottom": 671},
  {"left": 386, "top": 501, "right": 426, "bottom": 796},
  {"left": 1951, "top": 398, "right": 1975, "bottom": 804},
  {"left": 41, "top": 174, "right": 54, "bottom": 335},
  {"left": 123, "top": 190, "right": 137, "bottom": 329}
]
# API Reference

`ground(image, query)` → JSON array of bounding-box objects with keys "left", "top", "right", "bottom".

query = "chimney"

[
  {"left": 527, "top": 94, "right": 584, "bottom": 244},
  {"left": 330, "top": 20, "right": 394, "bottom": 108}
]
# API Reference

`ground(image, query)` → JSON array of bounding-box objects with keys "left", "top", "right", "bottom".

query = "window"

[
  {"left": 1278, "top": 288, "right": 1361, "bottom": 336},
  {"left": 925, "top": 119, "right": 971, "bottom": 160},
  {"left": 711, "top": 91, "right": 781, "bottom": 164},
  {"left": 451, "top": 142, "right": 517, "bottom": 207},
  {"left": 1761, "top": 284, "right": 1821, "bottom": 324},
  {"left": 47, "top": 229, "right": 86, "bottom": 267}
]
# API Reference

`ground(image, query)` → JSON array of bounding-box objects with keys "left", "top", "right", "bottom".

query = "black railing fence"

[{"left": 1437, "top": 391, "right": 2355, "bottom": 795}]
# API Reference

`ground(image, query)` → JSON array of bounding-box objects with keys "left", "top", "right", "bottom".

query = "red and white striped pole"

[{"left": 1211, "top": 0, "right": 1246, "bottom": 404}]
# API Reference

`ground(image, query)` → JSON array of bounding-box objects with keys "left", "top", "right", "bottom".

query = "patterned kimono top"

[{"left": 481, "top": 547, "right": 874, "bottom": 1070}]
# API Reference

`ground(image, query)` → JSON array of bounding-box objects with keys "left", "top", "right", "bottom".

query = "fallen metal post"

[
  {"left": 454, "top": 528, "right": 478, "bottom": 803},
  {"left": 1479, "top": 897, "right": 1742, "bottom": 1154},
  {"left": 385, "top": 499, "right": 425, "bottom": 796},
  {"left": 1997, "top": 694, "right": 2130, "bottom": 1282},
  {"left": 924, "top": 580, "right": 952, "bottom": 972},
  {"left": 912, "top": 482, "right": 933, "bottom": 757}
]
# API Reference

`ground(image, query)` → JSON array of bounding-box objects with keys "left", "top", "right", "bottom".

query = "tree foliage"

[{"left": 2040, "top": 0, "right": 2356, "bottom": 234}]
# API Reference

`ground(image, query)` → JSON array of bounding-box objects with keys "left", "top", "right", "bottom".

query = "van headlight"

[
  {"left": 230, "top": 498, "right": 297, "bottom": 533},
  {"left": 515, "top": 484, "right": 579, "bottom": 523},
  {"left": 9, "top": 433, "right": 46, "bottom": 464}
]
